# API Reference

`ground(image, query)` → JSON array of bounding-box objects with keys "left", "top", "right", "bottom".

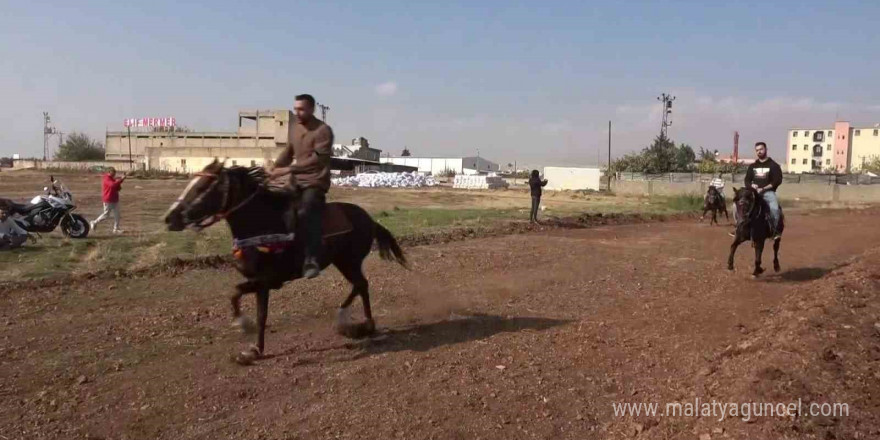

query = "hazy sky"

[{"left": 2, "top": 0, "right": 879, "bottom": 167}]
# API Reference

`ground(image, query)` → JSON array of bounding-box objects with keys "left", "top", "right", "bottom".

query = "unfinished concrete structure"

[{"left": 105, "top": 110, "right": 292, "bottom": 173}]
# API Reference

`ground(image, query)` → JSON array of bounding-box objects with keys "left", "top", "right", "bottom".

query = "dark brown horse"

[
  {"left": 727, "top": 186, "right": 783, "bottom": 277},
  {"left": 163, "top": 160, "right": 407, "bottom": 363},
  {"left": 700, "top": 186, "right": 729, "bottom": 225}
]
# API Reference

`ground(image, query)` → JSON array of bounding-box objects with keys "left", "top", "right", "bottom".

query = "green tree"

[
  {"left": 641, "top": 134, "right": 678, "bottom": 173},
  {"left": 675, "top": 144, "right": 696, "bottom": 171},
  {"left": 55, "top": 132, "right": 105, "bottom": 161},
  {"left": 861, "top": 156, "right": 880, "bottom": 174}
]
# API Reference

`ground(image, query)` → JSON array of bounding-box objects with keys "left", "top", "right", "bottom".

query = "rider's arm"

[
  {"left": 270, "top": 145, "right": 295, "bottom": 177},
  {"left": 767, "top": 163, "right": 783, "bottom": 191},
  {"left": 744, "top": 165, "right": 754, "bottom": 188}
]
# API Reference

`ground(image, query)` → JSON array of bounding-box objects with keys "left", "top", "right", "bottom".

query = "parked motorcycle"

[{"left": 3, "top": 176, "right": 90, "bottom": 239}]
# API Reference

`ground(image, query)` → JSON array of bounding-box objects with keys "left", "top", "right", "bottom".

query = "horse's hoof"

[
  {"left": 233, "top": 346, "right": 261, "bottom": 365},
  {"left": 338, "top": 320, "right": 376, "bottom": 339},
  {"left": 234, "top": 317, "right": 257, "bottom": 334},
  {"left": 727, "top": 264, "right": 734, "bottom": 271}
]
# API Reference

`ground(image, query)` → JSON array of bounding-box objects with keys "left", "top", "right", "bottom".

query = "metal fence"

[{"left": 616, "top": 172, "right": 880, "bottom": 185}]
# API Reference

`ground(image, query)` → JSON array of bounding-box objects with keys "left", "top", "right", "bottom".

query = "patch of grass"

[
  {"left": 656, "top": 194, "right": 704, "bottom": 212},
  {"left": 372, "top": 208, "right": 521, "bottom": 236}
]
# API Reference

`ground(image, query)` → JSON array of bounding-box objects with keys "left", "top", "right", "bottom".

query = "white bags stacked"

[
  {"left": 452, "top": 174, "right": 510, "bottom": 190},
  {"left": 332, "top": 172, "right": 438, "bottom": 188}
]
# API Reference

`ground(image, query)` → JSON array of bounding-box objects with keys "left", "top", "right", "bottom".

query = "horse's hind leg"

[
  {"left": 773, "top": 238, "right": 781, "bottom": 272},
  {"left": 333, "top": 261, "right": 375, "bottom": 337}
]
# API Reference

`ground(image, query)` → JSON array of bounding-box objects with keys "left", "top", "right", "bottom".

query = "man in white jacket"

[{"left": 0, "top": 207, "right": 28, "bottom": 249}]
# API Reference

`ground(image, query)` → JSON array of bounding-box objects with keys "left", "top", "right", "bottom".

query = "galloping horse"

[
  {"left": 164, "top": 160, "right": 407, "bottom": 363},
  {"left": 727, "top": 186, "right": 784, "bottom": 277},
  {"left": 700, "top": 186, "right": 729, "bottom": 225}
]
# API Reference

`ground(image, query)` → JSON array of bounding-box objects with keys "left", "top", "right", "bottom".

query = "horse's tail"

[{"left": 374, "top": 223, "right": 408, "bottom": 269}]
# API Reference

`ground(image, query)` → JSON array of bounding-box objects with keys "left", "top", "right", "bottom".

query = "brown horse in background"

[{"left": 700, "top": 186, "right": 729, "bottom": 225}]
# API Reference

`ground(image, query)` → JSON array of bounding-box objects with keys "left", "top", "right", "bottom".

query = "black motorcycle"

[{"left": 3, "top": 176, "right": 90, "bottom": 239}]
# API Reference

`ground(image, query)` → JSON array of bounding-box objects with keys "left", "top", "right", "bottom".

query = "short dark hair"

[
  {"left": 295, "top": 94, "right": 316, "bottom": 107},
  {"left": 531, "top": 169, "right": 539, "bottom": 178},
  {"left": 108, "top": 167, "right": 116, "bottom": 173},
  {"left": 755, "top": 142, "right": 767, "bottom": 149}
]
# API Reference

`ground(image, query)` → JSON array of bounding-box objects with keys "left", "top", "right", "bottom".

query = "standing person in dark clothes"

[
  {"left": 730, "top": 141, "right": 783, "bottom": 239},
  {"left": 269, "top": 94, "right": 334, "bottom": 279},
  {"left": 528, "top": 170, "right": 548, "bottom": 223}
]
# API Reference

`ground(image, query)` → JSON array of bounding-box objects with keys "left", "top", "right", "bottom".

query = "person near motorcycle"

[
  {"left": 0, "top": 203, "right": 28, "bottom": 249},
  {"left": 91, "top": 167, "right": 127, "bottom": 234}
]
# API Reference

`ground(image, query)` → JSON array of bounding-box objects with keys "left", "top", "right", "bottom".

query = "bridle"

[{"left": 179, "top": 170, "right": 259, "bottom": 230}]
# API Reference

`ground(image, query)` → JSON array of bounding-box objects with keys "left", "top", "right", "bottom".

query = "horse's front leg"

[
  {"left": 753, "top": 240, "right": 765, "bottom": 277},
  {"left": 231, "top": 280, "right": 259, "bottom": 334},
  {"left": 255, "top": 289, "right": 270, "bottom": 355},
  {"left": 773, "top": 237, "right": 781, "bottom": 272},
  {"left": 711, "top": 209, "right": 718, "bottom": 226},
  {"left": 700, "top": 208, "right": 707, "bottom": 222},
  {"left": 728, "top": 235, "right": 745, "bottom": 270}
]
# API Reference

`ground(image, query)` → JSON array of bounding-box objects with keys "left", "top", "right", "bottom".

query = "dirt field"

[{"left": 3, "top": 201, "right": 880, "bottom": 439}]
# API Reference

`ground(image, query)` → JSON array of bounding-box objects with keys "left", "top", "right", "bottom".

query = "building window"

[
  {"left": 874, "top": 129, "right": 879, "bottom": 136},
  {"left": 826, "top": 144, "right": 832, "bottom": 150},
  {"left": 793, "top": 131, "right": 798, "bottom": 137},
  {"left": 792, "top": 144, "right": 797, "bottom": 150},
  {"left": 804, "top": 131, "right": 810, "bottom": 137},
  {"left": 827, "top": 131, "right": 832, "bottom": 137},
  {"left": 231, "top": 160, "right": 237, "bottom": 166},
  {"left": 181, "top": 159, "right": 186, "bottom": 169},
  {"left": 251, "top": 160, "right": 256, "bottom": 167},
  {"left": 791, "top": 158, "right": 796, "bottom": 165},
  {"left": 826, "top": 159, "right": 831, "bottom": 165},
  {"left": 802, "top": 159, "right": 808, "bottom": 165},
  {"left": 803, "top": 145, "right": 808, "bottom": 150},
  {"left": 855, "top": 130, "right": 860, "bottom": 136}
]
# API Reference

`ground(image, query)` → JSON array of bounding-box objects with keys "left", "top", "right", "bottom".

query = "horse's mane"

[{"left": 226, "top": 166, "right": 269, "bottom": 188}]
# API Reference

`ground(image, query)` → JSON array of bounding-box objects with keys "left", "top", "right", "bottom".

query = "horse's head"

[
  {"left": 732, "top": 186, "right": 758, "bottom": 218},
  {"left": 164, "top": 159, "right": 229, "bottom": 232}
]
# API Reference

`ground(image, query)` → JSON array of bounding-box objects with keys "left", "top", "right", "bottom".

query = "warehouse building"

[{"left": 379, "top": 156, "right": 499, "bottom": 176}]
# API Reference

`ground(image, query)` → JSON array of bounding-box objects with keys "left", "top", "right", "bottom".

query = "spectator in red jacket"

[{"left": 91, "top": 167, "right": 127, "bottom": 233}]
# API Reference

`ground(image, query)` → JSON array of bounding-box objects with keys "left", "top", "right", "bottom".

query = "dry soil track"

[{"left": 3, "top": 208, "right": 880, "bottom": 439}]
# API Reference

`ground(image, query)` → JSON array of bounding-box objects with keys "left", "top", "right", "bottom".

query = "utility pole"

[
  {"left": 316, "top": 102, "right": 330, "bottom": 122},
  {"left": 608, "top": 120, "right": 612, "bottom": 188},
  {"left": 657, "top": 93, "right": 676, "bottom": 138},
  {"left": 42, "top": 112, "right": 55, "bottom": 161}
]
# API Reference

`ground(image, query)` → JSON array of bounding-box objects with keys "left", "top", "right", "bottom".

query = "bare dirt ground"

[{"left": 3, "top": 206, "right": 880, "bottom": 439}]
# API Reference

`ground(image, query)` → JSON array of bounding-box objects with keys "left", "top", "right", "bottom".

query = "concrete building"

[
  {"left": 106, "top": 110, "right": 292, "bottom": 173},
  {"left": 105, "top": 110, "right": 403, "bottom": 174},
  {"left": 786, "top": 122, "right": 880, "bottom": 173},
  {"left": 380, "top": 156, "right": 499, "bottom": 175}
]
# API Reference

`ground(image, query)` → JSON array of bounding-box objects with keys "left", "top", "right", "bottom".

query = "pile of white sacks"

[
  {"left": 332, "top": 172, "right": 438, "bottom": 188},
  {"left": 452, "top": 174, "right": 510, "bottom": 190}
]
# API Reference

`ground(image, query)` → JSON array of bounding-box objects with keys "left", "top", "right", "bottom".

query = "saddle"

[{"left": 231, "top": 203, "right": 353, "bottom": 259}]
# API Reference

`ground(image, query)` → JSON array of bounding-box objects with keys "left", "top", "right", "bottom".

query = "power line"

[
  {"left": 316, "top": 102, "right": 330, "bottom": 122},
  {"left": 657, "top": 93, "right": 676, "bottom": 138}
]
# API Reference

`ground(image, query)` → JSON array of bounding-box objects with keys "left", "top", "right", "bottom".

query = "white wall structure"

[
  {"left": 380, "top": 156, "right": 499, "bottom": 175},
  {"left": 543, "top": 167, "right": 601, "bottom": 191}
]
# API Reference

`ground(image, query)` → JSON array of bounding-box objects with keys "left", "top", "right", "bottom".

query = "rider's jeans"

[{"left": 762, "top": 190, "right": 780, "bottom": 230}]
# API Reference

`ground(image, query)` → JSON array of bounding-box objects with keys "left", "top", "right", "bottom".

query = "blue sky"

[{"left": 2, "top": 0, "right": 879, "bottom": 167}]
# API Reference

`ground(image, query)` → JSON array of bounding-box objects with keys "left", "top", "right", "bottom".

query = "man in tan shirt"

[{"left": 269, "top": 94, "right": 334, "bottom": 279}]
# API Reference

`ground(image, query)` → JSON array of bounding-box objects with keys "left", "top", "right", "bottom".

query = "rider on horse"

[
  {"left": 732, "top": 141, "right": 782, "bottom": 239},
  {"left": 269, "top": 94, "right": 335, "bottom": 279},
  {"left": 709, "top": 172, "right": 725, "bottom": 205}
]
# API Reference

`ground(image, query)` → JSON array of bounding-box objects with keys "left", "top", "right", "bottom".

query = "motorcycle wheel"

[{"left": 61, "top": 214, "right": 90, "bottom": 239}]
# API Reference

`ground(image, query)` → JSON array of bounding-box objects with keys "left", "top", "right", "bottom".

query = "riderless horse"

[{"left": 164, "top": 160, "right": 407, "bottom": 363}]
